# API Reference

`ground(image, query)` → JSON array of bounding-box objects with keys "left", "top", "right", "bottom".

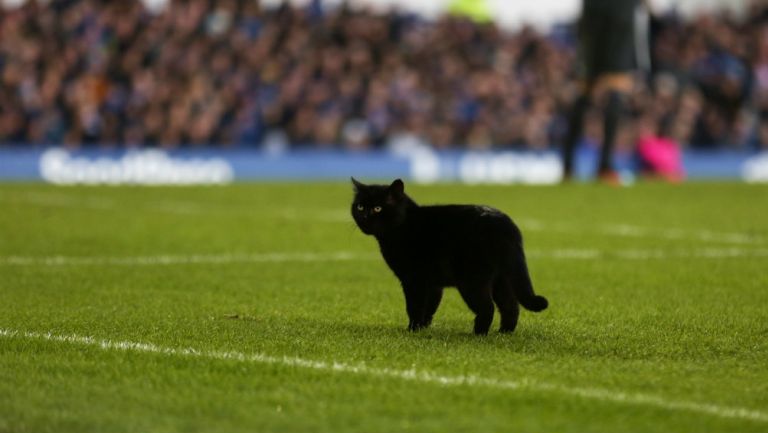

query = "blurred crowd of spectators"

[{"left": 2, "top": 0, "right": 768, "bottom": 151}]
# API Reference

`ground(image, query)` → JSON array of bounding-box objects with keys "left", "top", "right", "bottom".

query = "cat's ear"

[
  {"left": 351, "top": 177, "right": 365, "bottom": 192},
  {"left": 388, "top": 179, "right": 405, "bottom": 198}
]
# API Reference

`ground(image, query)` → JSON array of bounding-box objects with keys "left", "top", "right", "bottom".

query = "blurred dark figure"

[{"left": 563, "top": 0, "right": 651, "bottom": 182}]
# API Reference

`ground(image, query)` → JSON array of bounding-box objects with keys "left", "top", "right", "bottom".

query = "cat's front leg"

[
  {"left": 421, "top": 288, "right": 443, "bottom": 328},
  {"left": 402, "top": 283, "right": 428, "bottom": 331}
]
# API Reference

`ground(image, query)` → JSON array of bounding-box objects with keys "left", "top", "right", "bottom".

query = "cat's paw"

[
  {"left": 407, "top": 321, "right": 428, "bottom": 332},
  {"left": 473, "top": 323, "right": 491, "bottom": 335}
]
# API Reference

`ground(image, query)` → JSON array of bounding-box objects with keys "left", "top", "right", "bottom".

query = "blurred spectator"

[{"left": 1, "top": 0, "right": 768, "bottom": 151}]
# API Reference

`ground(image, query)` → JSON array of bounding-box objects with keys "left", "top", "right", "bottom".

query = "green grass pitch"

[{"left": 1, "top": 181, "right": 767, "bottom": 433}]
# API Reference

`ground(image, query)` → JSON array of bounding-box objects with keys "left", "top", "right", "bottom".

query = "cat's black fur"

[{"left": 351, "top": 178, "right": 548, "bottom": 335}]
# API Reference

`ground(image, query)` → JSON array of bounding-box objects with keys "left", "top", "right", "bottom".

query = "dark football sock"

[
  {"left": 598, "top": 90, "right": 625, "bottom": 174},
  {"left": 563, "top": 93, "right": 590, "bottom": 178}
]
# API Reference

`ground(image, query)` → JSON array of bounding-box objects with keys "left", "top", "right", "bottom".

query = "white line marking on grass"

[
  {"left": 2, "top": 248, "right": 767, "bottom": 267},
  {"left": 527, "top": 247, "right": 768, "bottom": 260},
  {"left": 7, "top": 192, "right": 353, "bottom": 221},
  {"left": 11, "top": 192, "right": 117, "bottom": 210},
  {"left": 602, "top": 224, "right": 761, "bottom": 245},
  {"left": 1, "top": 328, "right": 766, "bottom": 424},
  {"left": 520, "top": 219, "right": 765, "bottom": 246},
  {"left": 275, "top": 209, "right": 352, "bottom": 223},
  {"left": 0, "top": 252, "right": 376, "bottom": 266}
]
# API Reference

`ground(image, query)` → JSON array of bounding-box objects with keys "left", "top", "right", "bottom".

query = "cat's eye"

[
  {"left": 373, "top": 206, "right": 382, "bottom": 213},
  {"left": 356, "top": 204, "right": 364, "bottom": 211}
]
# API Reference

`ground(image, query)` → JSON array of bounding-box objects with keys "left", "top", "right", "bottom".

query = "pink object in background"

[{"left": 637, "top": 135, "right": 685, "bottom": 182}]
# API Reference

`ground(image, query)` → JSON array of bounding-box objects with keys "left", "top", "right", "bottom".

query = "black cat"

[{"left": 351, "top": 178, "right": 548, "bottom": 335}]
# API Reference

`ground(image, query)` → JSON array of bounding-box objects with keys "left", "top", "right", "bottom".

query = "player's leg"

[
  {"left": 595, "top": 75, "right": 634, "bottom": 177},
  {"left": 563, "top": 86, "right": 591, "bottom": 180}
]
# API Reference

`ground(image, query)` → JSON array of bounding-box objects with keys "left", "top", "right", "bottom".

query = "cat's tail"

[{"left": 507, "top": 248, "right": 548, "bottom": 312}]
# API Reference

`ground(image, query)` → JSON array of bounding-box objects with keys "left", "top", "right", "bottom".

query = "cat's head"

[{"left": 351, "top": 177, "right": 410, "bottom": 236}]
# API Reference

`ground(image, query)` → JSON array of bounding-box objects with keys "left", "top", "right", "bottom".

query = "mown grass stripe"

[
  {"left": 2, "top": 247, "right": 768, "bottom": 266},
  {"left": 6, "top": 192, "right": 763, "bottom": 245},
  {"left": 1, "top": 328, "right": 766, "bottom": 424}
]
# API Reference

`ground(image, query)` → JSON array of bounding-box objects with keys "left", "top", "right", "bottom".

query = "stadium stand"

[{"left": 0, "top": 0, "right": 767, "bottom": 152}]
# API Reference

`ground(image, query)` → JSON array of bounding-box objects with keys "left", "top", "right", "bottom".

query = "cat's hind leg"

[
  {"left": 457, "top": 281, "right": 494, "bottom": 335},
  {"left": 492, "top": 277, "right": 520, "bottom": 333}
]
